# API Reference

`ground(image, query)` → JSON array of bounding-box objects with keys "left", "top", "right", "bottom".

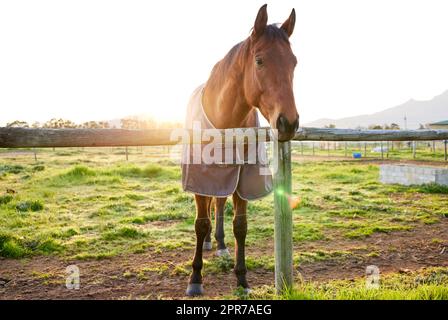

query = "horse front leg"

[
  {"left": 186, "top": 194, "right": 212, "bottom": 296},
  {"left": 232, "top": 193, "right": 249, "bottom": 291},
  {"left": 203, "top": 198, "right": 213, "bottom": 251},
  {"left": 214, "top": 197, "right": 230, "bottom": 256}
]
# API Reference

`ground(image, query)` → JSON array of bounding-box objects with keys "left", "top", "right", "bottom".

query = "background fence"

[{"left": 292, "top": 140, "right": 448, "bottom": 161}]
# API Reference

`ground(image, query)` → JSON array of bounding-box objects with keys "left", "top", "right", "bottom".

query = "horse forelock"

[{"left": 249, "top": 24, "right": 290, "bottom": 44}]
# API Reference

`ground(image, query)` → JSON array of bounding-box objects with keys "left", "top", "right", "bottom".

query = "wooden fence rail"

[
  {"left": 1, "top": 126, "right": 448, "bottom": 294},
  {"left": 1, "top": 127, "right": 448, "bottom": 148},
  {"left": 296, "top": 127, "right": 448, "bottom": 142}
]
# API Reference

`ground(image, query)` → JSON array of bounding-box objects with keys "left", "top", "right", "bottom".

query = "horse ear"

[
  {"left": 281, "top": 8, "right": 296, "bottom": 37},
  {"left": 252, "top": 4, "right": 268, "bottom": 39}
]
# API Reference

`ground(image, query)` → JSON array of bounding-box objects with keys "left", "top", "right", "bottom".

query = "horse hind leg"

[
  {"left": 214, "top": 197, "right": 230, "bottom": 256},
  {"left": 186, "top": 194, "right": 212, "bottom": 296},
  {"left": 202, "top": 197, "right": 213, "bottom": 251}
]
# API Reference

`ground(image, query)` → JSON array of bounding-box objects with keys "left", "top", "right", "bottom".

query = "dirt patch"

[
  {"left": 0, "top": 219, "right": 447, "bottom": 300},
  {"left": 296, "top": 219, "right": 448, "bottom": 282},
  {"left": 0, "top": 151, "right": 36, "bottom": 158}
]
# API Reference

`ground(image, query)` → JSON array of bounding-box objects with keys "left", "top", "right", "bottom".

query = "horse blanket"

[{"left": 181, "top": 84, "right": 273, "bottom": 200}]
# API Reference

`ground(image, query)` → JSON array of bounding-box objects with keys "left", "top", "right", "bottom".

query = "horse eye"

[{"left": 255, "top": 57, "right": 263, "bottom": 67}]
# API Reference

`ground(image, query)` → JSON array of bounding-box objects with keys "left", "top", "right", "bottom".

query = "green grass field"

[
  {"left": 0, "top": 146, "right": 447, "bottom": 299},
  {"left": 250, "top": 267, "right": 448, "bottom": 300}
]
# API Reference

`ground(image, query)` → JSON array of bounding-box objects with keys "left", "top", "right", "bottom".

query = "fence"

[
  {"left": 293, "top": 140, "right": 448, "bottom": 161},
  {"left": 2, "top": 127, "right": 448, "bottom": 147},
  {"left": 1, "top": 126, "right": 448, "bottom": 293}
]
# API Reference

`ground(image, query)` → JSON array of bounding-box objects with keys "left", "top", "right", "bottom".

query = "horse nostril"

[
  {"left": 276, "top": 115, "right": 288, "bottom": 133},
  {"left": 277, "top": 115, "right": 299, "bottom": 134}
]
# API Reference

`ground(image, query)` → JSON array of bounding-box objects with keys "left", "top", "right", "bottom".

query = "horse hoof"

[
  {"left": 235, "top": 286, "right": 251, "bottom": 297},
  {"left": 242, "top": 287, "right": 251, "bottom": 295},
  {"left": 203, "top": 241, "right": 213, "bottom": 251},
  {"left": 237, "top": 287, "right": 251, "bottom": 296},
  {"left": 216, "top": 248, "right": 230, "bottom": 257},
  {"left": 186, "top": 283, "right": 204, "bottom": 296}
]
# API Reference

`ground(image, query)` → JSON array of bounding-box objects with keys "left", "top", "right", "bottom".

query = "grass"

[
  {"left": 0, "top": 238, "right": 28, "bottom": 258},
  {"left": 0, "top": 149, "right": 192, "bottom": 259},
  {"left": 416, "top": 183, "right": 448, "bottom": 194},
  {"left": 205, "top": 255, "right": 235, "bottom": 273},
  {"left": 289, "top": 268, "right": 448, "bottom": 300},
  {"left": 15, "top": 200, "right": 44, "bottom": 212},
  {"left": 248, "top": 267, "right": 448, "bottom": 300},
  {"left": 0, "top": 164, "right": 25, "bottom": 175},
  {"left": 343, "top": 224, "right": 412, "bottom": 239},
  {"left": 1, "top": 147, "right": 446, "bottom": 261},
  {"left": 0, "top": 194, "right": 13, "bottom": 204},
  {"left": 102, "top": 227, "right": 145, "bottom": 240},
  {"left": 294, "top": 249, "right": 353, "bottom": 265}
]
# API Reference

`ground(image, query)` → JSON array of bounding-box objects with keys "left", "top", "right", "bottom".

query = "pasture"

[{"left": 0, "top": 146, "right": 447, "bottom": 299}]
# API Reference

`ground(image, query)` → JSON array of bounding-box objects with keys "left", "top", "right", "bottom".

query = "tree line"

[
  {"left": 5, "top": 118, "right": 182, "bottom": 129},
  {"left": 325, "top": 123, "right": 430, "bottom": 130},
  {"left": 324, "top": 123, "right": 402, "bottom": 130}
]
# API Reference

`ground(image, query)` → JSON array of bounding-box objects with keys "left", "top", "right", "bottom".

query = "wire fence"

[{"left": 291, "top": 140, "right": 448, "bottom": 162}]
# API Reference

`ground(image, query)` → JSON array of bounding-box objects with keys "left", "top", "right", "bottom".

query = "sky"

[{"left": 1, "top": 0, "right": 448, "bottom": 126}]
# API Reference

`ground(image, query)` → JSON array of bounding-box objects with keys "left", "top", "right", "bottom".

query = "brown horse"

[{"left": 186, "top": 4, "right": 299, "bottom": 296}]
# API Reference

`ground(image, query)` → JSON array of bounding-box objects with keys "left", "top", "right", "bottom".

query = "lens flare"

[
  {"left": 275, "top": 188, "right": 285, "bottom": 196},
  {"left": 288, "top": 196, "right": 301, "bottom": 210},
  {"left": 275, "top": 187, "right": 301, "bottom": 209}
]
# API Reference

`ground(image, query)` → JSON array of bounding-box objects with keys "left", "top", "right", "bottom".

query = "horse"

[{"left": 184, "top": 4, "right": 299, "bottom": 296}]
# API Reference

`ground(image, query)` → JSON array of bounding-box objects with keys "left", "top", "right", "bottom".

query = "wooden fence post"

[
  {"left": 386, "top": 141, "right": 389, "bottom": 158},
  {"left": 273, "top": 141, "right": 293, "bottom": 294},
  {"left": 413, "top": 141, "right": 416, "bottom": 159},
  {"left": 125, "top": 146, "right": 129, "bottom": 161},
  {"left": 443, "top": 140, "right": 448, "bottom": 161}
]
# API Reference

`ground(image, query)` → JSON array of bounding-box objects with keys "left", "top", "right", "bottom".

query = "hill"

[{"left": 304, "top": 90, "right": 448, "bottom": 129}]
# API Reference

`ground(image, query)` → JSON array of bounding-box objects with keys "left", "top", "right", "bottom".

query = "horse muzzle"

[{"left": 276, "top": 114, "right": 299, "bottom": 142}]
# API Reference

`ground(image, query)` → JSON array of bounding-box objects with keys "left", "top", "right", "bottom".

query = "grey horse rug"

[{"left": 181, "top": 84, "right": 273, "bottom": 200}]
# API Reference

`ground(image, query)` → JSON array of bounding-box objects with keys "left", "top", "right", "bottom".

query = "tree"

[
  {"left": 98, "top": 121, "right": 110, "bottom": 129},
  {"left": 62, "top": 119, "right": 77, "bottom": 128},
  {"left": 390, "top": 123, "right": 400, "bottom": 130},
  {"left": 43, "top": 118, "right": 78, "bottom": 128},
  {"left": 43, "top": 118, "right": 61, "bottom": 128},
  {"left": 120, "top": 118, "right": 139, "bottom": 129},
  {"left": 324, "top": 124, "right": 336, "bottom": 129},
  {"left": 81, "top": 121, "right": 102, "bottom": 129},
  {"left": 6, "top": 120, "right": 29, "bottom": 127}
]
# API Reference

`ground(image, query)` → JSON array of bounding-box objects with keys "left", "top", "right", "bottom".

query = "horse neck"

[{"left": 202, "top": 41, "right": 253, "bottom": 129}]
